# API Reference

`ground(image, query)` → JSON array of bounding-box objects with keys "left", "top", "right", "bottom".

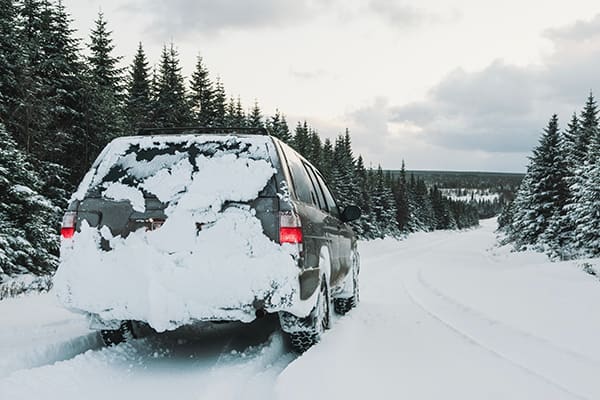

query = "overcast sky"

[{"left": 63, "top": 0, "right": 600, "bottom": 172}]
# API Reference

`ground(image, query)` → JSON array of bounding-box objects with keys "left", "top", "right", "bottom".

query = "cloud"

[
  {"left": 385, "top": 14, "right": 600, "bottom": 158},
  {"left": 329, "top": 13, "right": 600, "bottom": 171},
  {"left": 290, "top": 68, "right": 337, "bottom": 81},
  {"left": 122, "top": 0, "right": 323, "bottom": 39},
  {"left": 545, "top": 14, "right": 600, "bottom": 42},
  {"left": 367, "top": 0, "right": 460, "bottom": 29}
]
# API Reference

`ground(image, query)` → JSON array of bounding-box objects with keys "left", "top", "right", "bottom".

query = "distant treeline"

[
  {"left": 500, "top": 93, "right": 600, "bottom": 260},
  {"left": 0, "top": 1, "right": 478, "bottom": 280},
  {"left": 386, "top": 170, "right": 524, "bottom": 220},
  {"left": 398, "top": 170, "right": 523, "bottom": 192}
]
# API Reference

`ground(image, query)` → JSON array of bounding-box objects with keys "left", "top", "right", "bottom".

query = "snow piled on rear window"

[
  {"left": 102, "top": 182, "right": 146, "bottom": 212},
  {"left": 54, "top": 135, "right": 312, "bottom": 332}
]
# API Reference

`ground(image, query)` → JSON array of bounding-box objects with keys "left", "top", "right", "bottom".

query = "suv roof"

[{"left": 136, "top": 127, "right": 270, "bottom": 137}]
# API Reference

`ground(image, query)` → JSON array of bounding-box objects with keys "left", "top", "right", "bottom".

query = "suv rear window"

[
  {"left": 80, "top": 135, "right": 276, "bottom": 200},
  {"left": 281, "top": 146, "right": 316, "bottom": 205}
]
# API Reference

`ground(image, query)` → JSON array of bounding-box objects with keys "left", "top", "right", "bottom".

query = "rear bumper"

[{"left": 85, "top": 279, "right": 320, "bottom": 332}]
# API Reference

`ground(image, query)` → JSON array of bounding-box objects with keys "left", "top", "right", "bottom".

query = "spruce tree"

[
  {"left": 293, "top": 121, "right": 310, "bottom": 155},
  {"left": 574, "top": 93, "right": 598, "bottom": 163},
  {"left": 248, "top": 100, "right": 263, "bottom": 128},
  {"left": 212, "top": 77, "right": 226, "bottom": 127},
  {"left": 234, "top": 97, "right": 246, "bottom": 127},
  {"left": 78, "top": 11, "right": 125, "bottom": 178},
  {"left": 124, "top": 42, "right": 152, "bottom": 132},
  {"left": 354, "top": 155, "right": 375, "bottom": 237},
  {"left": 572, "top": 117, "right": 600, "bottom": 257},
  {"left": 42, "top": 1, "right": 86, "bottom": 166},
  {"left": 393, "top": 160, "right": 410, "bottom": 232},
  {"left": 320, "top": 138, "right": 334, "bottom": 182},
  {"left": 0, "top": 124, "right": 58, "bottom": 278},
  {"left": 509, "top": 115, "right": 566, "bottom": 248},
  {"left": 224, "top": 97, "right": 234, "bottom": 126},
  {"left": 331, "top": 132, "right": 355, "bottom": 207},
  {"left": 370, "top": 165, "right": 399, "bottom": 237},
  {"left": 11, "top": 0, "right": 50, "bottom": 154},
  {"left": 151, "top": 44, "right": 192, "bottom": 127},
  {"left": 189, "top": 54, "right": 214, "bottom": 127},
  {"left": 0, "top": 0, "right": 19, "bottom": 124},
  {"left": 267, "top": 109, "right": 292, "bottom": 142},
  {"left": 308, "top": 129, "right": 322, "bottom": 169}
]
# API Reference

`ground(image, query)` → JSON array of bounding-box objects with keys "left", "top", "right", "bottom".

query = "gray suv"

[{"left": 56, "top": 128, "right": 360, "bottom": 353}]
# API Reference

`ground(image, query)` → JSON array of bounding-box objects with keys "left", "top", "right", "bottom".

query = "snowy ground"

[{"left": 2, "top": 218, "right": 600, "bottom": 399}]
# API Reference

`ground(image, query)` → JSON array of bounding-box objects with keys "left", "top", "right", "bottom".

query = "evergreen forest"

[
  {"left": 500, "top": 93, "right": 600, "bottom": 260},
  {"left": 0, "top": 0, "right": 479, "bottom": 282}
]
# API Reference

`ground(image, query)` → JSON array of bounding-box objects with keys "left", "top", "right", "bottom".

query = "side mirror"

[{"left": 341, "top": 205, "right": 361, "bottom": 222}]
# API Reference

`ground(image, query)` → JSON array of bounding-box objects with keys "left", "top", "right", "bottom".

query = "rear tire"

[
  {"left": 284, "top": 276, "right": 331, "bottom": 353},
  {"left": 334, "top": 249, "right": 360, "bottom": 315},
  {"left": 100, "top": 321, "right": 136, "bottom": 346}
]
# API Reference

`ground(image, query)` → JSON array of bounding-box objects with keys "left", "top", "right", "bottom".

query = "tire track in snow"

[
  {"left": 0, "top": 316, "right": 296, "bottom": 400},
  {"left": 417, "top": 268, "right": 600, "bottom": 369},
  {"left": 403, "top": 266, "right": 597, "bottom": 400},
  {"left": 0, "top": 322, "right": 103, "bottom": 379}
]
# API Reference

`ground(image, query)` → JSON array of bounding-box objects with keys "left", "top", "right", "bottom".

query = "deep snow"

[{"left": 3, "top": 219, "right": 600, "bottom": 399}]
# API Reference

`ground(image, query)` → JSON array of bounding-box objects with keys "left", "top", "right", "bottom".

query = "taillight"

[
  {"left": 61, "top": 211, "right": 77, "bottom": 239},
  {"left": 279, "top": 211, "right": 302, "bottom": 244}
]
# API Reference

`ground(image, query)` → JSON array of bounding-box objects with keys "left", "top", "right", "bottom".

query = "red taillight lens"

[
  {"left": 280, "top": 227, "right": 303, "bottom": 244},
  {"left": 279, "top": 211, "right": 303, "bottom": 244},
  {"left": 61, "top": 227, "right": 75, "bottom": 239},
  {"left": 61, "top": 211, "right": 77, "bottom": 239}
]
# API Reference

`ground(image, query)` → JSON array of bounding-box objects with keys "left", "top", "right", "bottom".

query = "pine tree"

[
  {"left": 320, "top": 138, "right": 334, "bottom": 182},
  {"left": 267, "top": 109, "right": 292, "bottom": 142},
  {"left": 0, "top": 0, "right": 19, "bottom": 124},
  {"left": 574, "top": 92, "right": 598, "bottom": 163},
  {"left": 225, "top": 97, "right": 236, "bottom": 127},
  {"left": 78, "top": 11, "right": 125, "bottom": 178},
  {"left": 0, "top": 124, "right": 59, "bottom": 278},
  {"left": 42, "top": 1, "right": 86, "bottom": 165},
  {"left": 124, "top": 42, "right": 152, "bottom": 132},
  {"left": 353, "top": 155, "right": 375, "bottom": 237},
  {"left": 370, "top": 165, "right": 399, "bottom": 237},
  {"left": 292, "top": 121, "right": 310, "bottom": 155},
  {"left": 330, "top": 131, "right": 358, "bottom": 209},
  {"left": 248, "top": 100, "right": 263, "bottom": 128},
  {"left": 308, "top": 129, "right": 322, "bottom": 169},
  {"left": 393, "top": 160, "right": 410, "bottom": 232},
  {"left": 189, "top": 54, "right": 214, "bottom": 127},
  {"left": 571, "top": 114, "right": 600, "bottom": 257},
  {"left": 151, "top": 44, "right": 192, "bottom": 127},
  {"left": 233, "top": 97, "right": 246, "bottom": 127},
  {"left": 509, "top": 115, "right": 566, "bottom": 248},
  {"left": 541, "top": 127, "right": 575, "bottom": 258},
  {"left": 212, "top": 77, "right": 226, "bottom": 127},
  {"left": 410, "top": 177, "right": 435, "bottom": 231},
  {"left": 11, "top": 0, "right": 50, "bottom": 154}
]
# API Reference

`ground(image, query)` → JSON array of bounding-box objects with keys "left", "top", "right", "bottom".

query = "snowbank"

[{"left": 54, "top": 135, "right": 310, "bottom": 332}]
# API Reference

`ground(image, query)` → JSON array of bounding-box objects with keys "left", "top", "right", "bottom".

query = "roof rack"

[{"left": 136, "top": 127, "right": 270, "bottom": 136}]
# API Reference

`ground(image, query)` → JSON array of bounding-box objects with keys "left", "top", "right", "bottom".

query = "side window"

[
  {"left": 282, "top": 146, "right": 315, "bottom": 205},
  {"left": 303, "top": 163, "right": 328, "bottom": 213},
  {"left": 315, "top": 172, "right": 340, "bottom": 218}
]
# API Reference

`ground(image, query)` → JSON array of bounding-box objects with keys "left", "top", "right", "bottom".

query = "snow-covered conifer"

[
  {"left": 189, "top": 55, "right": 214, "bottom": 127},
  {"left": 248, "top": 100, "right": 263, "bottom": 128},
  {"left": 125, "top": 43, "right": 152, "bottom": 132},
  {"left": 151, "top": 44, "right": 192, "bottom": 127}
]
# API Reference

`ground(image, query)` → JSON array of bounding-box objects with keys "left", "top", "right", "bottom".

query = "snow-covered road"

[{"left": 3, "top": 219, "right": 600, "bottom": 399}]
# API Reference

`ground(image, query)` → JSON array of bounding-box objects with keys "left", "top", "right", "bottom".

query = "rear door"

[
  {"left": 276, "top": 143, "right": 337, "bottom": 273},
  {"left": 312, "top": 171, "right": 353, "bottom": 282}
]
